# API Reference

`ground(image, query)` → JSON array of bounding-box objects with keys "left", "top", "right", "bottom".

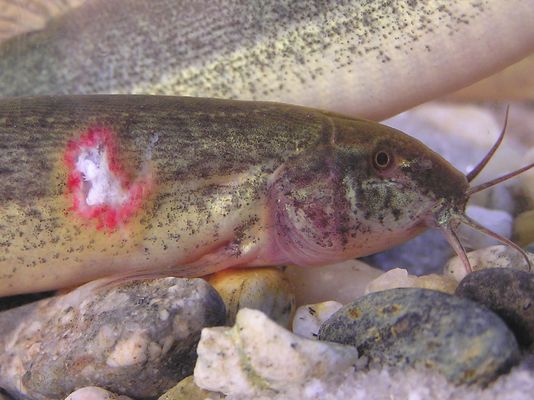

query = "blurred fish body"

[{"left": 1, "top": 0, "right": 534, "bottom": 119}]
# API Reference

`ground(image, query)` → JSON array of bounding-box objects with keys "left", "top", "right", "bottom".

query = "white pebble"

[
  {"left": 65, "top": 387, "right": 132, "bottom": 400},
  {"left": 194, "top": 309, "right": 359, "bottom": 395},
  {"left": 365, "top": 268, "right": 458, "bottom": 294},
  {"left": 444, "top": 245, "right": 534, "bottom": 282},
  {"left": 365, "top": 268, "right": 415, "bottom": 294},
  {"left": 284, "top": 260, "right": 382, "bottom": 306},
  {"left": 292, "top": 301, "right": 343, "bottom": 339}
]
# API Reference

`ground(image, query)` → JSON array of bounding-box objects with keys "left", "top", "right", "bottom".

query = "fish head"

[{"left": 269, "top": 115, "right": 469, "bottom": 266}]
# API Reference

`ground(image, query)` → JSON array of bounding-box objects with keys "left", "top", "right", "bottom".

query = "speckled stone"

[
  {"left": 318, "top": 288, "right": 520, "bottom": 385},
  {"left": 207, "top": 267, "right": 295, "bottom": 327},
  {"left": 0, "top": 277, "right": 226, "bottom": 400},
  {"left": 158, "top": 376, "right": 224, "bottom": 400},
  {"left": 456, "top": 268, "right": 534, "bottom": 348}
]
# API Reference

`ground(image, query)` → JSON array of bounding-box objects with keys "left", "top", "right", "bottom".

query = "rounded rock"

[
  {"left": 0, "top": 277, "right": 226, "bottom": 400},
  {"left": 207, "top": 267, "right": 295, "bottom": 327},
  {"left": 456, "top": 268, "right": 534, "bottom": 348},
  {"left": 318, "top": 288, "right": 520, "bottom": 385}
]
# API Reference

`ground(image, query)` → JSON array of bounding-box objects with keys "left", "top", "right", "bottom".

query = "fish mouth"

[
  {"left": 436, "top": 208, "right": 531, "bottom": 276},
  {"left": 430, "top": 177, "right": 532, "bottom": 276},
  {"left": 429, "top": 108, "right": 533, "bottom": 275}
]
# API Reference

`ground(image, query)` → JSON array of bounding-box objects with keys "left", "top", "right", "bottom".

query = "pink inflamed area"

[{"left": 63, "top": 126, "right": 152, "bottom": 230}]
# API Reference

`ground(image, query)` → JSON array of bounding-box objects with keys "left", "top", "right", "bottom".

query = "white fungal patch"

[
  {"left": 144, "top": 133, "right": 159, "bottom": 161},
  {"left": 75, "top": 146, "right": 129, "bottom": 207}
]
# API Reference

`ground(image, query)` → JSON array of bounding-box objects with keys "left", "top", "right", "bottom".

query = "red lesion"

[{"left": 63, "top": 126, "right": 153, "bottom": 231}]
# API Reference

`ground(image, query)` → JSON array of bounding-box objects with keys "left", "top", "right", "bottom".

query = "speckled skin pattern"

[
  {"left": 319, "top": 288, "right": 520, "bottom": 385},
  {"left": 0, "top": 277, "right": 226, "bottom": 400},
  {"left": 0, "top": 95, "right": 469, "bottom": 296},
  {"left": 456, "top": 268, "right": 534, "bottom": 348},
  {"left": 1, "top": 1, "right": 533, "bottom": 120}
]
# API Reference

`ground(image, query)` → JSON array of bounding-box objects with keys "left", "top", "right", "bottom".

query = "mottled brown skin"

[{"left": 0, "top": 95, "right": 468, "bottom": 296}]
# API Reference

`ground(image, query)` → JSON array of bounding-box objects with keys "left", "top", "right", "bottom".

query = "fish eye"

[{"left": 373, "top": 150, "right": 392, "bottom": 170}]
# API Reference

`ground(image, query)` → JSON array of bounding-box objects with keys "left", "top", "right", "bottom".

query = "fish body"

[
  {"left": 1, "top": 0, "right": 534, "bottom": 119},
  {"left": 0, "top": 95, "right": 468, "bottom": 296}
]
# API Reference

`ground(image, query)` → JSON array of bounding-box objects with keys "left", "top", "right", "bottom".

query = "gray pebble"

[
  {"left": 363, "top": 229, "right": 452, "bottom": 275},
  {"left": 518, "top": 353, "right": 534, "bottom": 372},
  {"left": 318, "top": 288, "right": 520, "bottom": 385},
  {"left": 0, "top": 291, "right": 54, "bottom": 312},
  {"left": 0, "top": 277, "right": 225, "bottom": 400},
  {"left": 0, "top": 390, "right": 13, "bottom": 400},
  {"left": 456, "top": 268, "right": 534, "bottom": 348}
]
